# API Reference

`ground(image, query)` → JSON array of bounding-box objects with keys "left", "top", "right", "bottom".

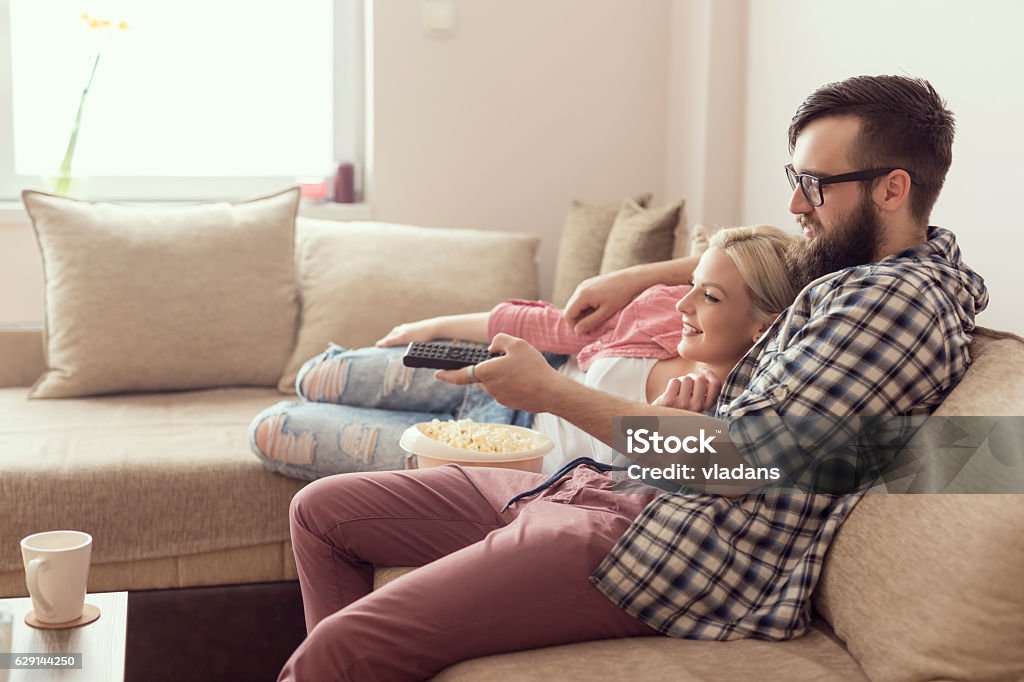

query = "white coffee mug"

[{"left": 19, "top": 530, "right": 92, "bottom": 624}]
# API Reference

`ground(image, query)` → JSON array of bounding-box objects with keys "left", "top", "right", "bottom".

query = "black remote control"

[{"left": 402, "top": 342, "right": 504, "bottom": 370}]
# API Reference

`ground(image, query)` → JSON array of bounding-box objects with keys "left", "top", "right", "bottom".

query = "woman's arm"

[
  {"left": 375, "top": 313, "right": 490, "bottom": 347},
  {"left": 487, "top": 300, "right": 603, "bottom": 356},
  {"left": 375, "top": 294, "right": 608, "bottom": 352},
  {"left": 563, "top": 255, "right": 698, "bottom": 334}
]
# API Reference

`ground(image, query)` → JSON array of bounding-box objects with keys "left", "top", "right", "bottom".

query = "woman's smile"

[{"left": 681, "top": 319, "right": 702, "bottom": 337}]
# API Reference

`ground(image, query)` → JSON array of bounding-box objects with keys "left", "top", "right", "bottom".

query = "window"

[{"left": 0, "top": 0, "right": 366, "bottom": 201}]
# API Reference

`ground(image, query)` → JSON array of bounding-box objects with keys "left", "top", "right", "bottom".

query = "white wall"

[
  {"left": 370, "top": 0, "right": 672, "bottom": 301},
  {"left": 2, "top": 0, "right": 1020, "bottom": 335},
  {"left": 663, "top": 0, "right": 747, "bottom": 229},
  {"left": 0, "top": 221, "right": 42, "bottom": 322},
  {"left": 738, "top": 0, "right": 1024, "bottom": 334}
]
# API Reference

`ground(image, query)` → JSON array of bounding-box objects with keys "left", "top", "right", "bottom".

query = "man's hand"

[
  {"left": 562, "top": 271, "right": 644, "bottom": 335},
  {"left": 434, "top": 333, "right": 568, "bottom": 413},
  {"left": 652, "top": 368, "right": 722, "bottom": 413}
]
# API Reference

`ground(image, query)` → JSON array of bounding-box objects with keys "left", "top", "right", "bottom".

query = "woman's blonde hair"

[{"left": 708, "top": 225, "right": 798, "bottom": 323}]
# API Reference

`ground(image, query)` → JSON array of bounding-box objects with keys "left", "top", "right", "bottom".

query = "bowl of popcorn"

[{"left": 400, "top": 419, "right": 554, "bottom": 472}]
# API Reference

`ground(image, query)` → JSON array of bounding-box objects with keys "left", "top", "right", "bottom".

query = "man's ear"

[{"left": 875, "top": 169, "right": 913, "bottom": 213}]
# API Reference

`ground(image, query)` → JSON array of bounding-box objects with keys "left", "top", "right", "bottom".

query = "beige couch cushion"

[
  {"left": 0, "top": 386, "right": 306, "bottom": 583},
  {"left": 367, "top": 568, "right": 865, "bottom": 681},
  {"left": 0, "top": 325, "right": 45, "bottom": 389},
  {"left": 600, "top": 197, "right": 687, "bottom": 274},
  {"left": 433, "top": 624, "right": 866, "bottom": 681},
  {"left": 23, "top": 188, "right": 300, "bottom": 398},
  {"left": 550, "top": 194, "right": 651, "bottom": 307},
  {"left": 816, "top": 495, "right": 1024, "bottom": 682},
  {"left": 277, "top": 219, "right": 541, "bottom": 392},
  {"left": 930, "top": 328, "right": 1024, "bottom": 418},
  {"left": 815, "top": 328, "right": 1024, "bottom": 682}
]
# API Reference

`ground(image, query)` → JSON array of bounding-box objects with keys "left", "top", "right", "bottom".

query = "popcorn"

[{"left": 421, "top": 419, "right": 534, "bottom": 453}]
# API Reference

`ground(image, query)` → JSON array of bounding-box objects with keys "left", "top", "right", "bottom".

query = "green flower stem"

[{"left": 54, "top": 52, "right": 101, "bottom": 195}]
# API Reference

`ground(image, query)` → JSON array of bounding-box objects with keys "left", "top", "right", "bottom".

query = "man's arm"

[
  {"left": 564, "top": 255, "right": 698, "bottom": 334},
  {"left": 436, "top": 334, "right": 717, "bottom": 442},
  {"left": 436, "top": 334, "right": 760, "bottom": 494}
]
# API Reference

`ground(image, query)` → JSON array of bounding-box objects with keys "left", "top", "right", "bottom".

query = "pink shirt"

[{"left": 487, "top": 284, "right": 690, "bottom": 371}]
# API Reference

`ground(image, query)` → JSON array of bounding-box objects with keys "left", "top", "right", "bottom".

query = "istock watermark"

[
  {"left": 625, "top": 428, "right": 718, "bottom": 454},
  {"left": 609, "top": 415, "right": 1024, "bottom": 495}
]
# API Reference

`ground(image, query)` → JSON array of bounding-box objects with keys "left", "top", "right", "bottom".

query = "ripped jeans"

[{"left": 248, "top": 343, "right": 556, "bottom": 481}]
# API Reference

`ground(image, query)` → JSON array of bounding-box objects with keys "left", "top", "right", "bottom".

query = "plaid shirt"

[{"left": 588, "top": 227, "right": 988, "bottom": 640}]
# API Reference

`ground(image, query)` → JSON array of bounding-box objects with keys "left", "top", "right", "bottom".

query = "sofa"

[{"left": 2, "top": 192, "right": 1022, "bottom": 681}]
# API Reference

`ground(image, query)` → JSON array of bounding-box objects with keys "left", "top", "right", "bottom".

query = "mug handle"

[{"left": 26, "top": 558, "right": 55, "bottom": 618}]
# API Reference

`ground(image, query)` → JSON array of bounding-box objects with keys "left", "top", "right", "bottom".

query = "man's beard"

[{"left": 786, "top": 194, "right": 884, "bottom": 286}]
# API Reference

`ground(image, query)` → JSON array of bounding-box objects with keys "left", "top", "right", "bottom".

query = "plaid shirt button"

[{"left": 772, "top": 386, "right": 789, "bottom": 401}]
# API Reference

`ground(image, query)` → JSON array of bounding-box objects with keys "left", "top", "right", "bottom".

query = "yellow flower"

[
  {"left": 81, "top": 12, "right": 129, "bottom": 32},
  {"left": 52, "top": 9, "right": 129, "bottom": 195}
]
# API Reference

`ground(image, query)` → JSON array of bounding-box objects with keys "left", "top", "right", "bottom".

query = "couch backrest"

[
  {"left": 814, "top": 327, "right": 1024, "bottom": 682},
  {"left": 0, "top": 325, "right": 45, "bottom": 388}
]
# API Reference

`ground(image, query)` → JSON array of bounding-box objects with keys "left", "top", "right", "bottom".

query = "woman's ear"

[{"left": 752, "top": 313, "right": 780, "bottom": 343}]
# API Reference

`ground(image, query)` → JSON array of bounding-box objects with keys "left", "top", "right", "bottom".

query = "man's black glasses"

[{"left": 785, "top": 165, "right": 919, "bottom": 207}]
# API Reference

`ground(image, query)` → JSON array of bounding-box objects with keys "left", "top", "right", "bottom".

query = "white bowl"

[{"left": 399, "top": 422, "right": 554, "bottom": 473}]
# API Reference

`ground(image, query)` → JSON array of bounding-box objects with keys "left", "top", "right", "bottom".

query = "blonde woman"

[{"left": 250, "top": 226, "right": 800, "bottom": 479}]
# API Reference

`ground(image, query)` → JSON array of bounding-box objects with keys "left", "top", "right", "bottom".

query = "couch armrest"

[{"left": 0, "top": 324, "right": 45, "bottom": 388}]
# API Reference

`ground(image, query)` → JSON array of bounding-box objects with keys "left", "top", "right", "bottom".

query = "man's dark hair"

[{"left": 788, "top": 75, "right": 955, "bottom": 227}]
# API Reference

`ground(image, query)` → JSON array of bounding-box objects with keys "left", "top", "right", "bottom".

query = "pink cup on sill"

[{"left": 297, "top": 178, "right": 328, "bottom": 201}]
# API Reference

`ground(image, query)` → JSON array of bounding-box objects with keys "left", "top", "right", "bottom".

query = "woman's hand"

[
  {"left": 563, "top": 256, "right": 699, "bottom": 334},
  {"left": 653, "top": 368, "right": 722, "bottom": 413},
  {"left": 562, "top": 270, "right": 646, "bottom": 334},
  {"left": 375, "top": 319, "right": 441, "bottom": 347}
]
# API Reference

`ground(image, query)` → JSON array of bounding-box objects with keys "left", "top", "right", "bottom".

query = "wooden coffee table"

[{"left": 0, "top": 591, "right": 127, "bottom": 682}]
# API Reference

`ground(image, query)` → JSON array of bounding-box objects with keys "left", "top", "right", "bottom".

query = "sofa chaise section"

[{"left": 0, "top": 326, "right": 306, "bottom": 596}]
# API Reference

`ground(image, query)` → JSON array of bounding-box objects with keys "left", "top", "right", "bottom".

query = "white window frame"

[{"left": 0, "top": 0, "right": 370, "bottom": 204}]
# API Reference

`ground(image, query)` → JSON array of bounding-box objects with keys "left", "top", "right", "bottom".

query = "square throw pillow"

[
  {"left": 550, "top": 193, "right": 651, "bottom": 306},
  {"left": 277, "top": 218, "right": 541, "bottom": 392},
  {"left": 599, "top": 197, "right": 687, "bottom": 274},
  {"left": 23, "top": 187, "right": 300, "bottom": 398}
]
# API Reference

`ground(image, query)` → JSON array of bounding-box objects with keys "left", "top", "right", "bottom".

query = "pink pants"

[{"left": 277, "top": 463, "right": 662, "bottom": 681}]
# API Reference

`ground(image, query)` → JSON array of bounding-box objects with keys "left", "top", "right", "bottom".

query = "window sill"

[{"left": 0, "top": 199, "right": 373, "bottom": 226}]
